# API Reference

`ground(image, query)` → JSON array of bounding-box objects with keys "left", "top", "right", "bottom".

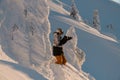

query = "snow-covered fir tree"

[
  {"left": 93, "top": 9, "right": 101, "bottom": 31},
  {"left": 70, "top": 0, "right": 82, "bottom": 21}
]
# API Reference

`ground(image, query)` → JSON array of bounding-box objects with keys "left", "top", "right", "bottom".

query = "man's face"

[{"left": 59, "top": 32, "right": 63, "bottom": 35}]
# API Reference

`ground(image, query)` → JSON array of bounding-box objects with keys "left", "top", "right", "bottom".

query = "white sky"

[{"left": 111, "top": 0, "right": 120, "bottom": 4}]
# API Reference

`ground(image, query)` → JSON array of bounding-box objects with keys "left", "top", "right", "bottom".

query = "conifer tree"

[
  {"left": 93, "top": 10, "right": 101, "bottom": 31},
  {"left": 70, "top": 0, "right": 82, "bottom": 21}
]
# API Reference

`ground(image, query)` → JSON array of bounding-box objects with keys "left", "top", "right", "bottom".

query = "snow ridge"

[
  {"left": 0, "top": 0, "right": 51, "bottom": 66},
  {"left": 64, "top": 27, "right": 85, "bottom": 70},
  {"left": 0, "top": 0, "right": 95, "bottom": 80}
]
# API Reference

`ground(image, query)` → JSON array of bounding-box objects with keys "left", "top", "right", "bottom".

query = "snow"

[
  {"left": 0, "top": 45, "right": 16, "bottom": 63},
  {"left": 56, "top": 16, "right": 117, "bottom": 43},
  {"left": 0, "top": 0, "right": 52, "bottom": 79},
  {"left": 64, "top": 27, "right": 86, "bottom": 69},
  {"left": 49, "top": 1, "right": 120, "bottom": 80},
  {"left": 0, "top": 0, "right": 120, "bottom": 80},
  {"left": 48, "top": 0, "right": 69, "bottom": 15},
  {"left": 0, "top": 0, "right": 51, "bottom": 66},
  {"left": 0, "top": 60, "right": 47, "bottom": 80},
  {"left": 111, "top": 0, "right": 120, "bottom": 4},
  {"left": 0, "top": 0, "right": 92, "bottom": 80}
]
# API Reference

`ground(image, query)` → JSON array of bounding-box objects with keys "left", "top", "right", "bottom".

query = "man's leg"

[
  {"left": 62, "top": 54, "right": 67, "bottom": 65},
  {"left": 55, "top": 55, "right": 63, "bottom": 64}
]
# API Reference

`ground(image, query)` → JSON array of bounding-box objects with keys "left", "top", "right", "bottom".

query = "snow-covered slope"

[
  {"left": 49, "top": 1, "right": 120, "bottom": 80},
  {"left": 0, "top": 0, "right": 94, "bottom": 80},
  {"left": 0, "top": 60, "right": 47, "bottom": 80},
  {"left": 0, "top": 0, "right": 120, "bottom": 80},
  {"left": 75, "top": 0, "right": 120, "bottom": 39},
  {"left": 0, "top": 0, "right": 51, "bottom": 66},
  {"left": 111, "top": 0, "right": 120, "bottom": 4}
]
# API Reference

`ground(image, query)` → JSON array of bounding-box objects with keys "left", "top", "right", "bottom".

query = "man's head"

[{"left": 56, "top": 28, "right": 64, "bottom": 35}]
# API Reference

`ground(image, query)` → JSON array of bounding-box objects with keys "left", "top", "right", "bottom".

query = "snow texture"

[
  {"left": 0, "top": 0, "right": 120, "bottom": 80},
  {"left": 0, "top": 0, "right": 94, "bottom": 80}
]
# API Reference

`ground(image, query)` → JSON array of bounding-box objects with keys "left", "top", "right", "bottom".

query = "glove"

[
  {"left": 67, "top": 36, "right": 72, "bottom": 40},
  {"left": 59, "top": 36, "right": 72, "bottom": 46},
  {"left": 64, "top": 36, "right": 72, "bottom": 41}
]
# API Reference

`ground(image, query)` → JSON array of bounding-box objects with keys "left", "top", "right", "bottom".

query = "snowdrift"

[
  {"left": 49, "top": 1, "right": 120, "bottom": 80},
  {"left": 0, "top": 0, "right": 51, "bottom": 66},
  {"left": 0, "top": 0, "right": 120, "bottom": 80},
  {"left": 0, "top": 0, "right": 94, "bottom": 80}
]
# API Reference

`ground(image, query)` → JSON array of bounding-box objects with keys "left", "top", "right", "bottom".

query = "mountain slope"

[
  {"left": 111, "top": 0, "right": 120, "bottom": 4},
  {"left": 0, "top": 0, "right": 51, "bottom": 66},
  {"left": 0, "top": 0, "right": 120, "bottom": 80},
  {"left": 49, "top": 1, "right": 120, "bottom": 80},
  {"left": 0, "top": 0, "right": 94, "bottom": 80},
  {"left": 77, "top": 0, "right": 120, "bottom": 39},
  {"left": 0, "top": 60, "right": 47, "bottom": 80}
]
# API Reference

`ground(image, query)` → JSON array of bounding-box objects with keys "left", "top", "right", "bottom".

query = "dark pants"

[
  {"left": 53, "top": 46, "right": 67, "bottom": 65},
  {"left": 53, "top": 46, "right": 63, "bottom": 56}
]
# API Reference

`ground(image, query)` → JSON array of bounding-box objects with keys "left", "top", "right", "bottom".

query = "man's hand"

[
  {"left": 64, "top": 36, "right": 72, "bottom": 40},
  {"left": 67, "top": 36, "right": 72, "bottom": 40},
  {"left": 59, "top": 36, "right": 72, "bottom": 46}
]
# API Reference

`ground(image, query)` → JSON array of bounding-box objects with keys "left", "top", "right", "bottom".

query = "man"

[{"left": 53, "top": 28, "right": 72, "bottom": 65}]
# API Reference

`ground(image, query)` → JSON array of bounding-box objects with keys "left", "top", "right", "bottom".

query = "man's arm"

[
  {"left": 53, "top": 33, "right": 59, "bottom": 46},
  {"left": 59, "top": 36, "right": 72, "bottom": 46}
]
